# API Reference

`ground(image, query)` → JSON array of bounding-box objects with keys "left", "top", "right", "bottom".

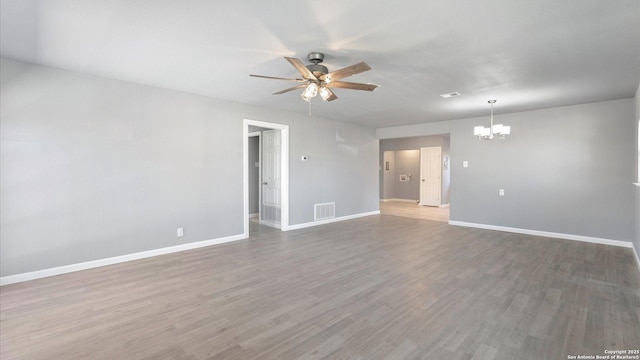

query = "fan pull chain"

[{"left": 308, "top": 98, "right": 312, "bottom": 116}]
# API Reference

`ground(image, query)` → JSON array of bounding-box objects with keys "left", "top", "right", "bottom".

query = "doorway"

[
  {"left": 260, "top": 129, "right": 282, "bottom": 227},
  {"left": 248, "top": 132, "right": 260, "bottom": 220},
  {"left": 243, "top": 119, "right": 289, "bottom": 237},
  {"left": 379, "top": 135, "right": 450, "bottom": 222}
]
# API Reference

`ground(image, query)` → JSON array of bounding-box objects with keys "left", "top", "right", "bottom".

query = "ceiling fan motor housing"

[
  {"left": 307, "top": 64, "right": 328, "bottom": 77},
  {"left": 306, "top": 52, "right": 327, "bottom": 77}
]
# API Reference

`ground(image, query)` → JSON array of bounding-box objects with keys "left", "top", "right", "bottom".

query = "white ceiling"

[{"left": 1, "top": 0, "right": 639, "bottom": 128}]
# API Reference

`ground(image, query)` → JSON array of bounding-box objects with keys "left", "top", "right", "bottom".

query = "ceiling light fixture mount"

[{"left": 474, "top": 100, "right": 511, "bottom": 140}]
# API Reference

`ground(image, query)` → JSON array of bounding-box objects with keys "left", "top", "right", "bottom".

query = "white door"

[
  {"left": 261, "top": 130, "right": 281, "bottom": 226},
  {"left": 420, "top": 147, "right": 441, "bottom": 206}
]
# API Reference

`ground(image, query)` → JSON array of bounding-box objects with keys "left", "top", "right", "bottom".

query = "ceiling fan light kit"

[
  {"left": 318, "top": 87, "right": 332, "bottom": 101},
  {"left": 474, "top": 100, "right": 511, "bottom": 140},
  {"left": 301, "top": 82, "right": 318, "bottom": 101},
  {"left": 250, "top": 52, "right": 377, "bottom": 103}
]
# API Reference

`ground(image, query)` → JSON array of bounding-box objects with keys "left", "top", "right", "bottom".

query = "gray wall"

[
  {"left": 288, "top": 118, "right": 379, "bottom": 225},
  {"left": 393, "top": 150, "right": 420, "bottom": 201},
  {"left": 382, "top": 151, "right": 395, "bottom": 199},
  {"left": 635, "top": 83, "right": 640, "bottom": 256},
  {"left": 379, "top": 135, "right": 451, "bottom": 204},
  {"left": 248, "top": 135, "right": 259, "bottom": 215},
  {"left": 0, "top": 58, "right": 379, "bottom": 276},
  {"left": 442, "top": 136, "right": 451, "bottom": 205},
  {"left": 379, "top": 98, "right": 635, "bottom": 242}
]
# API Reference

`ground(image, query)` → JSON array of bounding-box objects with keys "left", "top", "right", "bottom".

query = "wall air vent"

[{"left": 314, "top": 202, "right": 335, "bottom": 221}]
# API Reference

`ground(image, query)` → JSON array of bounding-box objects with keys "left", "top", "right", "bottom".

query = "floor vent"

[{"left": 314, "top": 202, "right": 335, "bottom": 221}]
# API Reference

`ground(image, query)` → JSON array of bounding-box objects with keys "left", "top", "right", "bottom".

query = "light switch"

[
  {"left": 499, "top": 189, "right": 505, "bottom": 196},
  {"left": 463, "top": 161, "right": 468, "bottom": 168}
]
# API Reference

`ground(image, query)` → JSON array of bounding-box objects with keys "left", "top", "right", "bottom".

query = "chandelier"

[{"left": 474, "top": 100, "right": 510, "bottom": 140}]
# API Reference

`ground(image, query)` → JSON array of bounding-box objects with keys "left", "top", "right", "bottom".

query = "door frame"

[{"left": 243, "top": 119, "right": 289, "bottom": 236}]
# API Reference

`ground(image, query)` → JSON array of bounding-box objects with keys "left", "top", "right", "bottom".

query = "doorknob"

[
  {"left": 421, "top": 179, "right": 425, "bottom": 182},
  {"left": 262, "top": 182, "right": 268, "bottom": 185}
]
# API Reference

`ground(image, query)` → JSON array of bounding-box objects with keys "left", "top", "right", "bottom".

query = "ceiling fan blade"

[
  {"left": 284, "top": 57, "right": 318, "bottom": 81},
  {"left": 328, "top": 81, "right": 378, "bottom": 91},
  {"left": 273, "top": 83, "right": 308, "bottom": 95},
  {"left": 321, "top": 61, "right": 371, "bottom": 82},
  {"left": 250, "top": 74, "right": 305, "bottom": 82}
]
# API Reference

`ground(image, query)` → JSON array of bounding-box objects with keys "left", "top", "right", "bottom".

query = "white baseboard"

[
  {"left": 380, "top": 198, "right": 419, "bottom": 203},
  {"left": 439, "top": 204, "right": 450, "bottom": 208},
  {"left": 0, "top": 233, "right": 247, "bottom": 286},
  {"left": 249, "top": 213, "right": 259, "bottom": 219},
  {"left": 259, "top": 220, "right": 281, "bottom": 229},
  {"left": 6, "top": 219, "right": 636, "bottom": 286},
  {"left": 633, "top": 243, "right": 640, "bottom": 274},
  {"left": 288, "top": 211, "right": 381, "bottom": 231},
  {"left": 448, "top": 221, "right": 633, "bottom": 249}
]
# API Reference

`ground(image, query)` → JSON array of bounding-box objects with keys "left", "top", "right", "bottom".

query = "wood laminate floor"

[
  {"left": 380, "top": 201, "right": 450, "bottom": 223},
  {"left": 1, "top": 215, "right": 639, "bottom": 359}
]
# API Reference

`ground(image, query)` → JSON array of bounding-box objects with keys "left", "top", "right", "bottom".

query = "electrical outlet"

[
  {"left": 177, "top": 227, "right": 184, "bottom": 237},
  {"left": 499, "top": 189, "right": 505, "bottom": 196},
  {"left": 463, "top": 161, "right": 468, "bottom": 168}
]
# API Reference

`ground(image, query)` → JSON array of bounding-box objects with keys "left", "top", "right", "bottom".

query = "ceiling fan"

[{"left": 250, "top": 52, "right": 377, "bottom": 102}]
